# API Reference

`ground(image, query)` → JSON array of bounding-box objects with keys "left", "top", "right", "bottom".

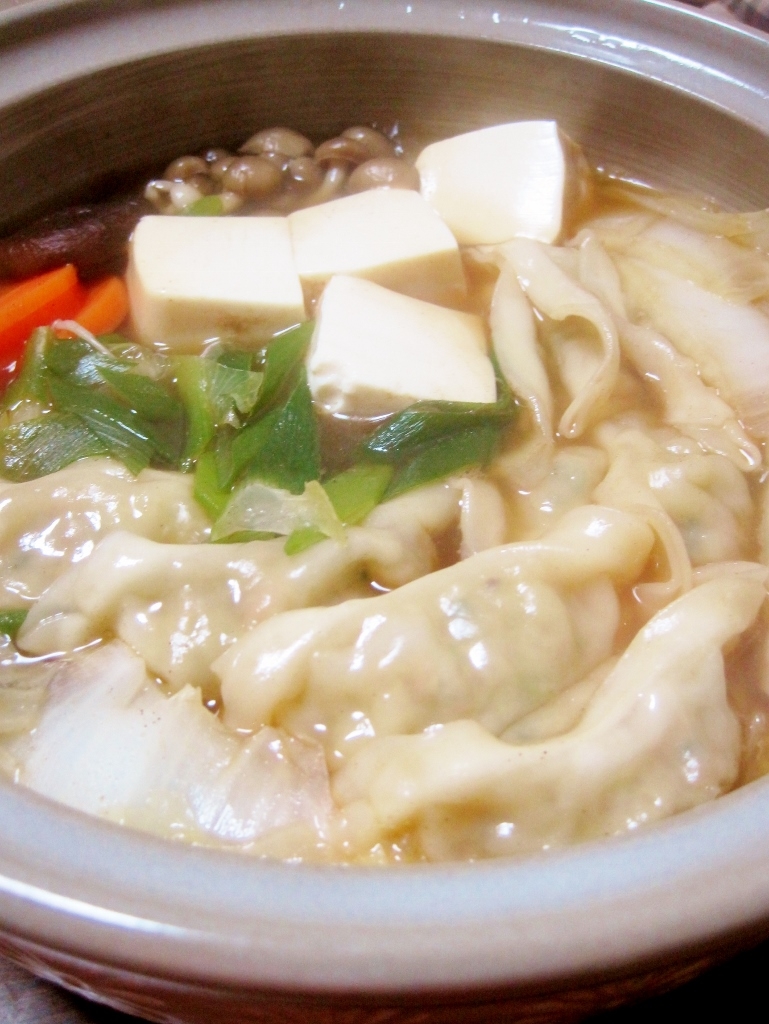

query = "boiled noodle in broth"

[{"left": 1, "top": 120, "right": 769, "bottom": 863}]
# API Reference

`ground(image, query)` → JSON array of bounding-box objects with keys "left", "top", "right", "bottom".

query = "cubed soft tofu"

[
  {"left": 288, "top": 189, "right": 466, "bottom": 306},
  {"left": 127, "top": 215, "right": 306, "bottom": 351},
  {"left": 416, "top": 120, "right": 587, "bottom": 246},
  {"left": 307, "top": 275, "right": 496, "bottom": 417}
]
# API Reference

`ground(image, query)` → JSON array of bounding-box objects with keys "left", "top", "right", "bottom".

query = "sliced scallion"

[
  {"left": 323, "top": 463, "right": 393, "bottom": 525},
  {"left": 0, "top": 413, "right": 107, "bottom": 481},
  {"left": 0, "top": 608, "right": 28, "bottom": 640}
]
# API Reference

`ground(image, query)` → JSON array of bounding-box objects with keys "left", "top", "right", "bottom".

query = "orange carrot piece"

[
  {"left": 0, "top": 265, "right": 84, "bottom": 360},
  {"left": 59, "top": 275, "right": 129, "bottom": 338}
]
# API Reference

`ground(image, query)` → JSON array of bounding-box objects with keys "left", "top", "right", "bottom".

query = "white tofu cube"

[
  {"left": 307, "top": 275, "right": 496, "bottom": 417},
  {"left": 127, "top": 215, "right": 306, "bottom": 351},
  {"left": 416, "top": 120, "right": 586, "bottom": 246},
  {"left": 288, "top": 189, "right": 466, "bottom": 306}
]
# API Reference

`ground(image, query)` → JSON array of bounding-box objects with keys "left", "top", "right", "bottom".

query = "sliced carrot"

[
  {"left": 0, "top": 265, "right": 84, "bottom": 361},
  {"left": 57, "top": 275, "right": 129, "bottom": 338}
]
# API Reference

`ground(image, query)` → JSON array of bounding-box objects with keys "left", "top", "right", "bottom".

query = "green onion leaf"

[
  {"left": 47, "top": 377, "right": 161, "bottom": 474},
  {"left": 230, "top": 367, "right": 320, "bottom": 493},
  {"left": 252, "top": 322, "right": 313, "bottom": 416},
  {"left": 363, "top": 359, "right": 517, "bottom": 462},
  {"left": 209, "top": 364, "right": 264, "bottom": 419},
  {"left": 284, "top": 526, "right": 326, "bottom": 555},
  {"left": 212, "top": 478, "right": 343, "bottom": 543},
  {"left": 217, "top": 349, "right": 253, "bottom": 372},
  {"left": 0, "top": 609, "right": 27, "bottom": 640},
  {"left": 99, "top": 366, "right": 183, "bottom": 421},
  {"left": 175, "top": 357, "right": 216, "bottom": 463},
  {"left": 0, "top": 413, "right": 107, "bottom": 481},
  {"left": 323, "top": 464, "right": 393, "bottom": 525},
  {"left": 183, "top": 195, "right": 225, "bottom": 217},
  {"left": 194, "top": 451, "right": 232, "bottom": 520},
  {"left": 175, "top": 357, "right": 264, "bottom": 465},
  {"left": 212, "top": 530, "right": 277, "bottom": 545},
  {"left": 386, "top": 424, "right": 500, "bottom": 499},
  {"left": 2, "top": 327, "right": 50, "bottom": 408}
]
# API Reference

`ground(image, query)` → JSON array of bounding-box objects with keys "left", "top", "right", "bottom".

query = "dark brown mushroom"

[
  {"left": 222, "top": 156, "right": 283, "bottom": 200},
  {"left": 347, "top": 157, "right": 421, "bottom": 193},
  {"left": 314, "top": 137, "right": 371, "bottom": 167},
  {"left": 240, "top": 127, "right": 314, "bottom": 159},
  {"left": 0, "top": 196, "right": 152, "bottom": 282},
  {"left": 208, "top": 156, "right": 235, "bottom": 182},
  {"left": 185, "top": 174, "right": 217, "bottom": 196},
  {"left": 201, "top": 147, "right": 231, "bottom": 165},
  {"left": 163, "top": 155, "right": 209, "bottom": 182},
  {"left": 341, "top": 126, "right": 395, "bottom": 159},
  {"left": 285, "top": 157, "right": 324, "bottom": 192}
]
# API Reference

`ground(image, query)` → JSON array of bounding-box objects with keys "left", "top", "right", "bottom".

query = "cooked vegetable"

[
  {"left": 211, "top": 479, "right": 344, "bottom": 544},
  {"left": 322, "top": 463, "right": 393, "bottom": 524},
  {"left": 193, "top": 450, "right": 231, "bottom": 520},
  {"left": 0, "top": 197, "right": 150, "bottom": 281},
  {"left": 226, "top": 367, "right": 320, "bottom": 493},
  {"left": 361, "top": 360, "right": 518, "bottom": 498},
  {"left": 0, "top": 609, "right": 27, "bottom": 640},
  {"left": 183, "top": 195, "right": 225, "bottom": 217},
  {"left": 1, "top": 326, "right": 49, "bottom": 407},
  {"left": 0, "top": 265, "right": 84, "bottom": 363},
  {"left": 175, "top": 356, "right": 264, "bottom": 465},
  {"left": 62, "top": 276, "right": 130, "bottom": 337},
  {"left": 0, "top": 413, "right": 107, "bottom": 481},
  {"left": 255, "top": 322, "right": 313, "bottom": 413},
  {"left": 385, "top": 423, "right": 503, "bottom": 498}
]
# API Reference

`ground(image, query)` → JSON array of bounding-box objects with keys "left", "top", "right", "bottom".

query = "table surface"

[{"left": 0, "top": 938, "right": 765, "bottom": 1023}]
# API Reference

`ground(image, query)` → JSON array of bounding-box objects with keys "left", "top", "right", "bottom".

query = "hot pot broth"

[{"left": 0, "top": 121, "right": 768, "bottom": 863}]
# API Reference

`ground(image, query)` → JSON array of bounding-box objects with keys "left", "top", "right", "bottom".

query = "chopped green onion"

[
  {"left": 208, "top": 364, "right": 263, "bottom": 419},
  {"left": 217, "top": 349, "right": 253, "bottom": 372},
  {"left": 212, "top": 530, "right": 277, "bottom": 545},
  {"left": 183, "top": 195, "right": 225, "bottom": 216},
  {"left": 175, "top": 357, "right": 216, "bottom": 463},
  {"left": 284, "top": 526, "right": 326, "bottom": 555},
  {"left": 2, "top": 327, "right": 50, "bottom": 408},
  {"left": 230, "top": 367, "right": 320, "bottom": 493},
  {"left": 323, "top": 464, "right": 393, "bottom": 525},
  {"left": 0, "top": 609, "right": 28, "bottom": 640},
  {"left": 47, "top": 377, "right": 163, "bottom": 474},
  {"left": 175, "top": 358, "right": 264, "bottom": 466},
  {"left": 358, "top": 360, "right": 518, "bottom": 499},
  {"left": 100, "top": 366, "right": 183, "bottom": 421},
  {"left": 363, "top": 380, "right": 516, "bottom": 461},
  {"left": 193, "top": 451, "right": 232, "bottom": 520},
  {"left": 211, "top": 478, "right": 343, "bottom": 543},
  {"left": 385, "top": 424, "right": 501, "bottom": 499},
  {"left": 252, "top": 322, "right": 313, "bottom": 415},
  {"left": 0, "top": 413, "right": 107, "bottom": 481}
]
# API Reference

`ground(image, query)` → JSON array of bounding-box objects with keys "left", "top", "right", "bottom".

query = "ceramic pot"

[{"left": 1, "top": 2, "right": 769, "bottom": 1021}]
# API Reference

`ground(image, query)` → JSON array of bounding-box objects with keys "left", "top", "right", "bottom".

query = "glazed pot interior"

[{"left": 2, "top": 30, "right": 769, "bottom": 233}]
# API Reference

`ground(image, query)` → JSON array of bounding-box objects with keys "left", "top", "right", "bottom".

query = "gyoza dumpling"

[
  {"left": 0, "top": 458, "right": 209, "bottom": 604},
  {"left": 332, "top": 573, "right": 764, "bottom": 861},
  {"left": 17, "top": 519, "right": 454, "bottom": 696},
  {"left": 216, "top": 505, "right": 653, "bottom": 757}
]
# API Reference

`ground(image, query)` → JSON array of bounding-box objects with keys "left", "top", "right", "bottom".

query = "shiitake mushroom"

[{"left": 0, "top": 196, "right": 151, "bottom": 281}]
